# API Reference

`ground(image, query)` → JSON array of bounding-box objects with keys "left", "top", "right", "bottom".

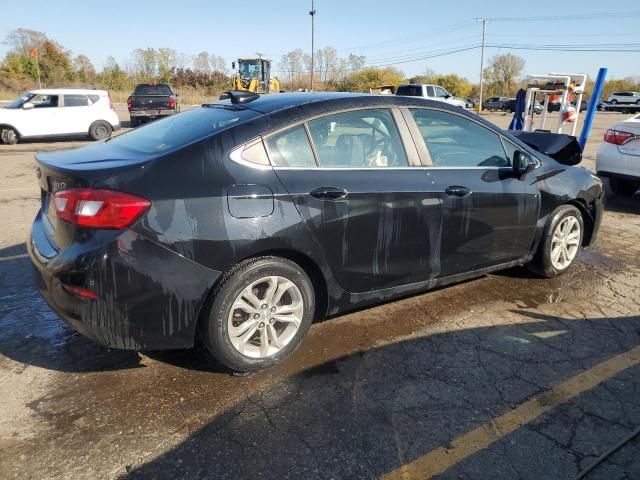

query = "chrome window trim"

[{"left": 229, "top": 140, "right": 272, "bottom": 170}]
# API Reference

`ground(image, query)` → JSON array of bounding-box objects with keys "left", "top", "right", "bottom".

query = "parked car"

[
  {"left": 607, "top": 92, "right": 640, "bottom": 105},
  {"left": 482, "top": 96, "right": 513, "bottom": 111},
  {"left": 465, "top": 98, "right": 478, "bottom": 108},
  {"left": 0, "top": 89, "right": 119, "bottom": 145},
  {"left": 504, "top": 99, "right": 543, "bottom": 114},
  {"left": 29, "top": 91, "right": 603, "bottom": 372},
  {"left": 396, "top": 84, "right": 467, "bottom": 108},
  {"left": 547, "top": 100, "right": 588, "bottom": 113},
  {"left": 127, "top": 83, "right": 179, "bottom": 127},
  {"left": 596, "top": 114, "right": 640, "bottom": 196}
]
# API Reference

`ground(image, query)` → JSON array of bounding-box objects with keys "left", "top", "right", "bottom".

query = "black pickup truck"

[{"left": 127, "top": 83, "right": 179, "bottom": 127}]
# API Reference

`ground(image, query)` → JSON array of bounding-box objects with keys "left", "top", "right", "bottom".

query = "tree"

[
  {"left": 74, "top": 54, "right": 96, "bottom": 83},
  {"left": 157, "top": 48, "right": 177, "bottom": 81},
  {"left": 483, "top": 53, "right": 525, "bottom": 96},
  {"left": 131, "top": 48, "right": 158, "bottom": 80},
  {"left": 5, "top": 28, "right": 47, "bottom": 57},
  {"left": 193, "top": 51, "right": 211, "bottom": 74},
  {"left": 209, "top": 54, "right": 226, "bottom": 73}
]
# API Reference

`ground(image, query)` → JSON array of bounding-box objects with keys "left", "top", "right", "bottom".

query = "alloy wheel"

[
  {"left": 550, "top": 215, "right": 581, "bottom": 270},
  {"left": 227, "top": 276, "right": 304, "bottom": 358}
]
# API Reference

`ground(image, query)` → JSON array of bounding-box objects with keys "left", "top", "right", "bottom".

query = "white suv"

[
  {"left": 607, "top": 91, "right": 640, "bottom": 105},
  {"left": 396, "top": 84, "right": 467, "bottom": 108},
  {"left": 596, "top": 114, "right": 640, "bottom": 196},
  {"left": 0, "top": 89, "right": 120, "bottom": 145}
]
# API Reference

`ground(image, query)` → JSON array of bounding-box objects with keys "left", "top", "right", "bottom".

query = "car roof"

[
  {"left": 29, "top": 88, "right": 108, "bottom": 95},
  {"left": 216, "top": 91, "right": 452, "bottom": 115}
]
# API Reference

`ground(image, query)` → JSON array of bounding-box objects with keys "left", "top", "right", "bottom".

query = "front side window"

[
  {"left": 64, "top": 95, "right": 89, "bottom": 107},
  {"left": 306, "top": 109, "right": 409, "bottom": 168},
  {"left": 30, "top": 95, "right": 59, "bottom": 108},
  {"left": 396, "top": 85, "right": 422, "bottom": 97},
  {"left": 434, "top": 87, "right": 448, "bottom": 98},
  {"left": 409, "top": 109, "right": 510, "bottom": 167},
  {"left": 265, "top": 125, "right": 316, "bottom": 167}
]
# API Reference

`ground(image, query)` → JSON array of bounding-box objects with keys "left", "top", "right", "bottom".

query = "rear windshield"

[
  {"left": 133, "top": 84, "right": 173, "bottom": 96},
  {"left": 396, "top": 85, "right": 422, "bottom": 97},
  {"left": 107, "top": 106, "right": 259, "bottom": 154}
]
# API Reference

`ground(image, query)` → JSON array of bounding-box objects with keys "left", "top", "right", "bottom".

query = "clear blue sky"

[{"left": 2, "top": 0, "right": 639, "bottom": 81}]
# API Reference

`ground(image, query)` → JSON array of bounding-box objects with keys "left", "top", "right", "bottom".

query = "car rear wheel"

[
  {"left": 609, "top": 178, "right": 637, "bottom": 197},
  {"left": 1, "top": 128, "right": 19, "bottom": 145},
  {"left": 528, "top": 205, "right": 583, "bottom": 278},
  {"left": 130, "top": 117, "right": 139, "bottom": 128},
  {"left": 611, "top": 99, "right": 618, "bottom": 104},
  {"left": 199, "top": 256, "right": 315, "bottom": 372},
  {"left": 89, "top": 121, "right": 112, "bottom": 141}
]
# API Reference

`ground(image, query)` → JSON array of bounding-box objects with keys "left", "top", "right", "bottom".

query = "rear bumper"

[
  {"left": 596, "top": 143, "right": 640, "bottom": 182},
  {"left": 28, "top": 216, "right": 221, "bottom": 350},
  {"left": 129, "top": 109, "right": 177, "bottom": 118}
]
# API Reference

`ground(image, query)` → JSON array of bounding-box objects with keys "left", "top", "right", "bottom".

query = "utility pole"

[
  {"left": 309, "top": 0, "right": 316, "bottom": 91},
  {"left": 477, "top": 18, "right": 488, "bottom": 113}
]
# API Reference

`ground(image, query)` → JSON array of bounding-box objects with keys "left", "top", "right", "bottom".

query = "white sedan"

[{"left": 596, "top": 114, "right": 640, "bottom": 196}]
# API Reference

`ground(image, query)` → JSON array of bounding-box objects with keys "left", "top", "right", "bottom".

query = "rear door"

[
  {"left": 266, "top": 107, "right": 444, "bottom": 293},
  {"left": 405, "top": 107, "right": 539, "bottom": 277},
  {"left": 59, "top": 94, "right": 92, "bottom": 134}
]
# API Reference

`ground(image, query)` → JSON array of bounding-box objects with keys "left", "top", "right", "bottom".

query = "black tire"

[
  {"left": 611, "top": 99, "right": 618, "bottom": 104},
  {"left": 130, "top": 117, "right": 139, "bottom": 128},
  {"left": 1, "top": 127, "right": 19, "bottom": 145},
  {"left": 199, "top": 256, "right": 315, "bottom": 372},
  {"left": 89, "top": 121, "right": 112, "bottom": 141},
  {"left": 527, "top": 205, "right": 584, "bottom": 278},
  {"left": 609, "top": 178, "right": 637, "bottom": 197}
]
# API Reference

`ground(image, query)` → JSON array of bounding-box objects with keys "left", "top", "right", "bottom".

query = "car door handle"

[
  {"left": 445, "top": 185, "right": 471, "bottom": 198},
  {"left": 310, "top": 186, "right": 349, "bottom": 200}
]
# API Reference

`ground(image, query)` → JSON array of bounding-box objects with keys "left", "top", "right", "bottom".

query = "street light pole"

[
  {"left": 477, "top": 18, "right": 488, "bottom": 112},
  {"left": 309, "top": 0, "right": 316, "bottom": 91}
]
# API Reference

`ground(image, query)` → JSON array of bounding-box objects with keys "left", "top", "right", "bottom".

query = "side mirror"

[
  {"left": 22, "top": 103, "right": 34, "bottom": 110},
  {"left": 232, "top": 61, "right": 236, "bottom": 70},
  {"left": 444, "top": 94, "right": 451, "bottom": 99},
  {"left": 513, "top": 150, "right": 536, "bottom": 176}
]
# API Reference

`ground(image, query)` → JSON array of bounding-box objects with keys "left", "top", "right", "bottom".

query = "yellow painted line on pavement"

[{"left": 381, "top": 345, "right": 640, "bottom": 480}]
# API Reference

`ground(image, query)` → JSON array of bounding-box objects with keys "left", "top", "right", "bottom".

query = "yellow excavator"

[{"left": 232, "top": 58, "right": 281, "bottom": 94}]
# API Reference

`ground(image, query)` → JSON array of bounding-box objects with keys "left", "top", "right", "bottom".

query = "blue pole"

[{"left": 579, "top": 67, "right": 607, "bottom": 151}]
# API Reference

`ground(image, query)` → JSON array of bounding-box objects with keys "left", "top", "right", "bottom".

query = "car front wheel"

[
  {"left": 1, "top": 128, "right": 19, "bottom": 145},
  {"left": 200, "top": 256, "right": 315, "bottom": 372},
  {"left": 528, "top": 205, "right": 584, "bottom": 278}
]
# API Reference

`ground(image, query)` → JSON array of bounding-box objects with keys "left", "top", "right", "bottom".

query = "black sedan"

[{"left": 29, "top": 91, "right": 604, "bottom": 372}]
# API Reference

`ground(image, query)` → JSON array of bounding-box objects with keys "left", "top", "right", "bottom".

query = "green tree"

[{"left": 483, "top": 53, "right": 525, "bottom": 96}]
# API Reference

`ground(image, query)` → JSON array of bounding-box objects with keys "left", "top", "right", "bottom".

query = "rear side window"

[
  {"left": 426, "top": 86, "right": 435, "bottom": 97},
  {"left": 265, "top": 126, "right": 316, "bottom": 167},
  {"left": 409, "top": 109, "right": 510, "bottom": 167},
  {"left": 64, "top": 95, "right": 89, "bottom": 107},
  {"left": 134, "top": 84, "right": 173, "bottom": 95},
  {"left": 108, "top": 106, "right": 258, "bottom": 154},
  {"left": 88, "top": 95, "right": 100, "bottom": 104},
  {"left": 307, "top": 109, "right": 408, "bottom": 168},
  {"left": 396, "top": 85, "right": 422, "bottom": 97}
]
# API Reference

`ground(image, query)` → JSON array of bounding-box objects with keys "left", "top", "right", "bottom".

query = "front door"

[
  {"left": 266, "top": 108, "right": 443, "bottom": 293},
  {"left": 406, "top": 107, "right": 539, "bottom": 277},
  {"left": 19, "top": 94, "right": 61, "bottom": 137}
]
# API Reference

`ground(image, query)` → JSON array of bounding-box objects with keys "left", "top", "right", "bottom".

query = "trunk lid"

[
  {"left": 36, "top": 142, "right": 154, "bottom": 250},
  {"left": 130, "top": 95, "right": 173, "bottom": 110}
]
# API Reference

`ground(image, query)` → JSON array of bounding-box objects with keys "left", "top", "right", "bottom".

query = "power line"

[{"left": 489, "top": 11, "right": 640, "bottom": 21}]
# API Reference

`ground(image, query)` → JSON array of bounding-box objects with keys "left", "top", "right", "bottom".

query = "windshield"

[
  {"left": 239, "top": 61, "right": 262, "bottom": 80},
  {"left": 4, "top": 92, "right": 36, "bottom": 109},
  {"left": 107, "top": 105, "right": 259, "bottom": 154}
]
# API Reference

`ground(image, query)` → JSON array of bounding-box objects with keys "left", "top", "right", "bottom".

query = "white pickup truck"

[{"left": 396, "top": 83, "right": 467, "bottom": 108}]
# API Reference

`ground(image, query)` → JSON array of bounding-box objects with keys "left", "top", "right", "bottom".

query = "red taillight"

[
  {"left": 604, "top": 129, "right": 634, "bottom": 145},
  {"left": 126, "top": 96, "right": 132, "bottom": 110},
  {"left": 52, "top": 188, "right": 150, "bottom": 229},
  {"left": 62, "top": 283, "right": 97, "bottom": 300},
  {"left": 168, "top": 95, "right": 176, "bottom": 108}
]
